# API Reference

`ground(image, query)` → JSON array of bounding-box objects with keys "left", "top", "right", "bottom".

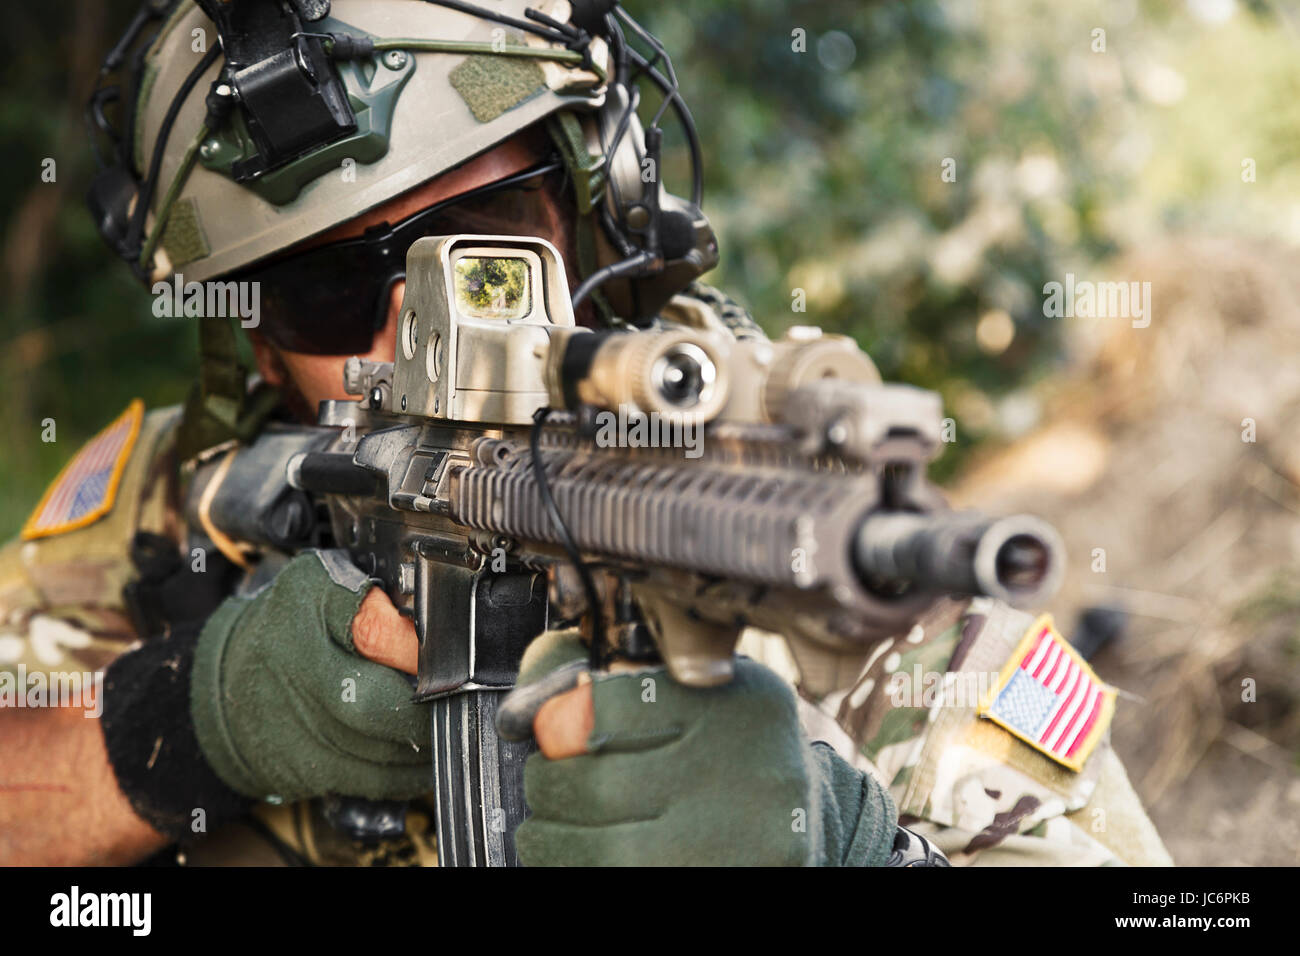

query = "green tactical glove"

[
  {"left": 513, "top": 630, "right": 898, "bottom": 866},
  {"left": 189, "top": 549, "right": 431, "bottom": 802}
]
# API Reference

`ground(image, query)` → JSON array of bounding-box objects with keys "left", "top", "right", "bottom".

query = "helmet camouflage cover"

[{"left": 134, "top": 0, "right": 609, "bottom": 283}]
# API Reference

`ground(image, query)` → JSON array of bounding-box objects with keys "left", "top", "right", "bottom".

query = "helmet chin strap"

[{"left": 176, "top": 316, "right": 284, "bottom": 463}]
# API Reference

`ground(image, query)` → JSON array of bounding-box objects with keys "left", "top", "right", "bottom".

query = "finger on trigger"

[{"left": 350, "top": 589, "right": 419, "bottom": 674}]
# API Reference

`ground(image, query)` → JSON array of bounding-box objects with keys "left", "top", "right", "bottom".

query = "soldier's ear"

[
  {"left": 246, "top": 329, "right": 289, "bottom": 388},
  {"left": 382, "top": 280, "right": 407, "bottom": 333}
]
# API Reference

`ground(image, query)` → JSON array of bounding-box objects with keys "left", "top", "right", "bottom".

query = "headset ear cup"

[
  {"left": 597, "top": 85, "right": 649, "bottom": 232},
  {"left": 588, "top": 82, "right": 720, "bottom": 322},
  {"left": 86, "top": 164, "right": 142, "bottom": 261}
]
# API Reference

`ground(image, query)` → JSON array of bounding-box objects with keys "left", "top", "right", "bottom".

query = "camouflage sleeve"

[
  {"left": 821, "top": 597, "right": 1173, "bottom": 866},
  {"left": 0, "top": 406, "right": 183, "bottom": 694}
]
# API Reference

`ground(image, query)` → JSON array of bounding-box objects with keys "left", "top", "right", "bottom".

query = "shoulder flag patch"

[
  {"left": 21, "top": 400, "right": 144, "bottom": 541},
  {"left": 977, "top": 615, "right": 1116, "bottom": 772}
]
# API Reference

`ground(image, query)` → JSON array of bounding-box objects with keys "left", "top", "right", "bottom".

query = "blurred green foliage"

[
  {"left": 629, "top": 1, "right": 1118, "bottom": 434},
  {"left": 1, "top": 1, "right": 195, "bottom": 537},
  {"left": 3, "top": 0, "right": 1298, "bottom": 537},
  {"left": 626, "top": 0, "right": 1300, "bottom": 476}
]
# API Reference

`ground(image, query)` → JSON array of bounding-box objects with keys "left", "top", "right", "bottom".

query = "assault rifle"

[{"left": 186, "top": 234, "right": 1064, "bottom": 866}]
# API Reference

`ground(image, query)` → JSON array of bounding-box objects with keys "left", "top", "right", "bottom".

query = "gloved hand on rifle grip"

[
  {"left": 188, "top": 549, "right": 431, "bottom": 802},
  {"left": 503, "top": 629, "right": 900, "bottom": 867},
  {"left": 101, "top": 548, "right": 430, "bottom": 840}
]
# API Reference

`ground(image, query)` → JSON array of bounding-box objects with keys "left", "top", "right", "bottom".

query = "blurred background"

[{"left": 2, "top": 0, "right": 1298, "bottom": 863}]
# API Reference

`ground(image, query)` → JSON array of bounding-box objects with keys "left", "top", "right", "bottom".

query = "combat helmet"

[
  {"left": 85, "top": 0, "right": 717, "bottom": 455},
  {"left": 86, "top": 0, "right": 716, "bottom": 325}
]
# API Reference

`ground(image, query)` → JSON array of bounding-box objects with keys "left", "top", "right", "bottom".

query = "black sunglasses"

[{"left": 239, "top": 157, "right": 566, "bottom": 354}]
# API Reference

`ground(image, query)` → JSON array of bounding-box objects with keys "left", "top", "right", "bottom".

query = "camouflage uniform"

[
  {"left": 0, "top": 406, "right": 181, "bottom": 698},
  {"left": 746, "top": 598, "right": 1174, "bottom": 866},
  {"left": 0, "top": 401, "right": 441, "bottom": 866}
]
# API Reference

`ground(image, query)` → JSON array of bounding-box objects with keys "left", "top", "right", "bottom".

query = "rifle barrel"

[{"left": 852, "top": 511, "right": 1065, "bottom": 607}]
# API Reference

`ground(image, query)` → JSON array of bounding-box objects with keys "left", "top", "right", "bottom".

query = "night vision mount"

[
  {"left": 85, "top": 0, "right": 361, "bottom": 273},
  {"left": 193, "top": 0, "right": 356, "bottom": 182}
]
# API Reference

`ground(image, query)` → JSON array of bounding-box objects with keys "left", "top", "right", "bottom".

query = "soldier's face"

[
  {"left": 252, "top": 284, "right": 406, "bottom": 419},
  {"left": 249, "top": 131, "right": 581, "bottom": 417}
]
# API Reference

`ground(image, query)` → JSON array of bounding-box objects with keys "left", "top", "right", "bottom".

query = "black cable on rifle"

[{"left": 530, "top": 408, "right": 607, "bottom": 668}]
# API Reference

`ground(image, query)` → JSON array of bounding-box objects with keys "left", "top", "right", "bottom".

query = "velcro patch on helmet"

[
  {"left": 450, "top": 54, "right": 547, "bottom": 123},
  {"left": 160, "top": 197, "right": 210, "bottom": 267},
  {"left": 21, "top": 400, "right": 144, "bottom": 541},
  {"left": 976, "top": 615, "right": 1116, "bottom": 772}
]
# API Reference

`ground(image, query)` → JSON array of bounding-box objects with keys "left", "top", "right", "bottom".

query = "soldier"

[{"left": 0, "top": 0, "right": 1166, "bottom": 866}]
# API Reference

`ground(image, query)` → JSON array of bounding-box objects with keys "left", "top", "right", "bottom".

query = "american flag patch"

[
  {"left": 977, "top": 615, "right": 1116, "bottom": 772},
  {"left": 21, "top": 400, "right": 144, "bottom": 541}
]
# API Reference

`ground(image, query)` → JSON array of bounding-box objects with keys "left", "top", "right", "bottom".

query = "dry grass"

[{"left": 951, "top": 235, "right": 1300, "bottom": 864}]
